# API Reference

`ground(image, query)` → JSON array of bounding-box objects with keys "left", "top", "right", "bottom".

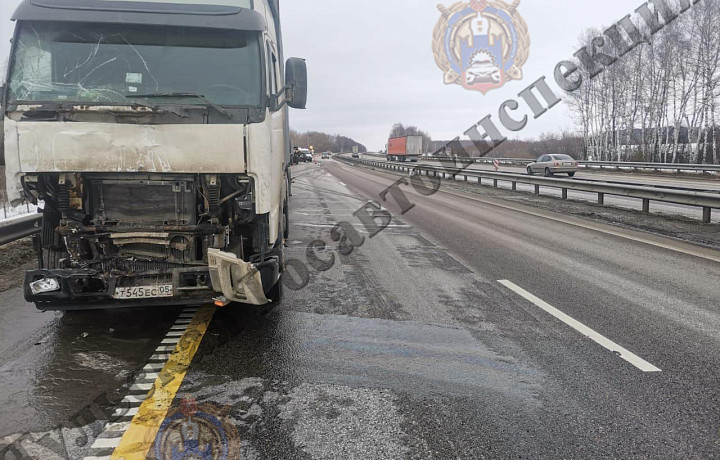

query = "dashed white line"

[
  {"left": 82, "top": 306, "right": 200, "bottom": 460},
  {"left": 129, "top": 382, "right": 154, "bottom": 392},
  {"left": 498, "top": 280, "right": 661, "bottom": 373},
  {"left": 90, "top": 437, "right": 121, "bottom": 449},
  {"left": 339, "top": 181, "right": 347, "bottom": 186}
]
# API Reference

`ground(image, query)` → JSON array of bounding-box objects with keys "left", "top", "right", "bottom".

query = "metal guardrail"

[
  {"left": 0, "top": 214, "right": 41, "bottom": 246},
  {"left": 579, "top": 160, "right": 720, "bottom": 173},
  {"left": 419, "top": 156, "right": 720, "bottom": 174},
  {"left": 344, "top": 157, "right": 720, "bottom": 223}
]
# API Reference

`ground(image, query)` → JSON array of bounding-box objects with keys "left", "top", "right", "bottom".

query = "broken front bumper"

[
  {"left": 24, "top": 252, "right": 279, "bottom": 310},
  {"left": 24, "top": 267, "right": 215, "bottom": 311},
  {"left": 207, "top": 249, "right": 278, "bottom": 306}
]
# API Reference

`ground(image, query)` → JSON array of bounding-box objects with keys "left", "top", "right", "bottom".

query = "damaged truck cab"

[{"left": 2, "top": 0, "right": 307, "bottom": 310}]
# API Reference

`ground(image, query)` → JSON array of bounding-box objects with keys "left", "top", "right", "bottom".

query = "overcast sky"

[{"left": 1, "top": 0, "right": 638, "bottom": 150}]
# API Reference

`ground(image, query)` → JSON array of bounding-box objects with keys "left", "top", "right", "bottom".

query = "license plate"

[
  {"left": 563, "top": 162, "right": 574, "bottom": 166},
  {"left": 113, "top": 284, "right": 174, "bottom": 300}
]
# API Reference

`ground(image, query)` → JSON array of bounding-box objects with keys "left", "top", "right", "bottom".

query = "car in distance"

[
  {"left": 321, "top": 152, "right": 330, "bottom": 159},
  {"left": 351, "top": 152, "right": 360, "bottom": 158},
  {"left": 295, "top": 148, "right": 313, "bottom": 162},
  {"left": 527, "top": 154, "right": 579, "bottom": 177}
]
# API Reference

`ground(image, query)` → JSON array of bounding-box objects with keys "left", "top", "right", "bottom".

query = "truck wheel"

[
  {"left": 40, "top": 212, "right": 67, "bottom": 269},
  {"left": 283, "top": 200, "right": 290, "bottom": 240},
  {"left": 267, "top": 277, "right": 284, "bottom": 304},
  {"left": 251, "top": 277, "right": 283, "bottom": 315},
  {"left": 42, "top": 249, "right": 65, "bottom": 269}
]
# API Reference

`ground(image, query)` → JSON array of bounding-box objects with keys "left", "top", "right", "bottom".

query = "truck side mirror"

[{"left": 285, "top": 58, "right": 307, "bottom": 109}]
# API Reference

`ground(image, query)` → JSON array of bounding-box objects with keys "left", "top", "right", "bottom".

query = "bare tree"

[{"left": 564, "top": 0, "right": 720, "bottom": 164}]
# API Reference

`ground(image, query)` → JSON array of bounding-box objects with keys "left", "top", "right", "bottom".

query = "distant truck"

[{"left": 387, "top": 136, "right": 422, "bottom": 162}]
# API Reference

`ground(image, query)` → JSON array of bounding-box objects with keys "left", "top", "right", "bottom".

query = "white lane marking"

[
  {"left": 339, "top": 181, "right": 347, "bottom": 187},
  {"left": 112, "top": 406, "right": 139, "bottom": 419},
  {"left": 142, "top": 363, "right": 164, "bottom": 372},
  {"left": 82, "top": 309, "right": 202, "bottom": 460},
  {"left": 138, "top": 372, "right": 160, "bottom": 380},
  {"left": 498, "top": 280, "right": 661, "bottom": 373},
  {"left": 90, "top": 437, "right": 122, "bottom": 449},
  {"left": 119, "top": 395, "right": 147, "bottom": 405},
  {"left": 154, "top": 345, "right": 176, "bottom": 354},
  {"left": 129, "top": 382, "right": 154, "bottom": 392}
]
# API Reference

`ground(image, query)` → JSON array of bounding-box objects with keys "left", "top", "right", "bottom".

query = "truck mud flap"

[{"left": 207, "top": 249, "right": 269, "bottom": 306}]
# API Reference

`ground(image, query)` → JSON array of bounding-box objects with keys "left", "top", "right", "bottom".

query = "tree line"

[
  {"left": 290, "top": 130, "right": 367, "bottom": 153},
  {"left": 566, "top": 0, "right": 720, "bottom": 164}
]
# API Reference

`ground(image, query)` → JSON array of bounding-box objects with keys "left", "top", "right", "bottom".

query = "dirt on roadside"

[
  {"left": 0, "top": 237, "right": 37, "bottom": 292},
  {"left": 447, "top": 180, "right": 720, "bottom": 250}
]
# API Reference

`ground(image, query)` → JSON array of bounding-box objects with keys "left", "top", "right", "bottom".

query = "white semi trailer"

[{"left": 2, "top": 0, "right": 307, "bottom": 310}]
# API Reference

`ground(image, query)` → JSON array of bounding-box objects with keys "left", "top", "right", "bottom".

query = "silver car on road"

[{"left": 527, "top": 154, "right": 579, "bottom": 177}]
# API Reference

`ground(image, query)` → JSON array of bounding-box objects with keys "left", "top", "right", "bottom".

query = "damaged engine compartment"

[{"left": 23, "top": 172, "right": 281, "bottom": 309}]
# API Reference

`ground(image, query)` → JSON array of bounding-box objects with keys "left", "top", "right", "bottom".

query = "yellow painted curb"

[{"left": 111, "top": 305, "right": 216, "bottom": 460}]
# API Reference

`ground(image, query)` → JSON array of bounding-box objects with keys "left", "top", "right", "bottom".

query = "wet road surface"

[
  {"left": 176, "top": 162, "right": 720, "bottom": 459},
  {"left": 1, "top": 161, "right": 719, "bottom": 459}
]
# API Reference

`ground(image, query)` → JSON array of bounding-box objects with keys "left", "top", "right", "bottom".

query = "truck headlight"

[{"left": 29, "top": 278, "right": 61, "bottom": 295}]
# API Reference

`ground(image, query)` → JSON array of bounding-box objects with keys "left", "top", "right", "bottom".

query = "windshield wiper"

[
  {"left": 127, "top": 93, "right": 233, "bottom": 119},
  {"left": 14, "top": 101, "right": 167, "bottom": 119}
]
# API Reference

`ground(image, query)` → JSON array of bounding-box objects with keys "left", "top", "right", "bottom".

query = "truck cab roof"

[{"left": 13, "top": 0, "right": 267, "bottom": 30}]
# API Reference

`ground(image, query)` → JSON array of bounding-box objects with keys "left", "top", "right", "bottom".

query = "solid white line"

[
  {"left": 498, "top": 280, "right": 661, "bottom": 373},
  {"left": 339, "top": 181, "right": 347, "bottom": 187}
]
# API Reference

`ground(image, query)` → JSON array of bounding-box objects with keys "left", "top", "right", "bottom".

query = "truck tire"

[
  {"left": 40, "top": 212, "right": 67, "bottom": 269},
  {"left": 283, "top": 199, "right": 290, "bottom": 240},
  {"left": 42, "top": 249, "right": 65, "bottom": 269},
  {"left": 267, "top": 276, "right": 284, "bottom": 304}
]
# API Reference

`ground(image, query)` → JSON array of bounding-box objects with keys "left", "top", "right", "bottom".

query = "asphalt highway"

[{"left": 0, "top": 160, "right": 718, "bottom": 459}]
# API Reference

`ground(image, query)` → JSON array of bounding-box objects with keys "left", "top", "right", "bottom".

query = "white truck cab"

[{"left": 1, "top": 0, "right": 307, "bottom": 310}]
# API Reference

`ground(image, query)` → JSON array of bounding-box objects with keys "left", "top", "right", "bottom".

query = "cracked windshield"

[
  {"left": 0, "top": 0, "right": 719, "bottom": 459},
  {"left": 9, "top": 22, "right": 261, "bottom": 106}
]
